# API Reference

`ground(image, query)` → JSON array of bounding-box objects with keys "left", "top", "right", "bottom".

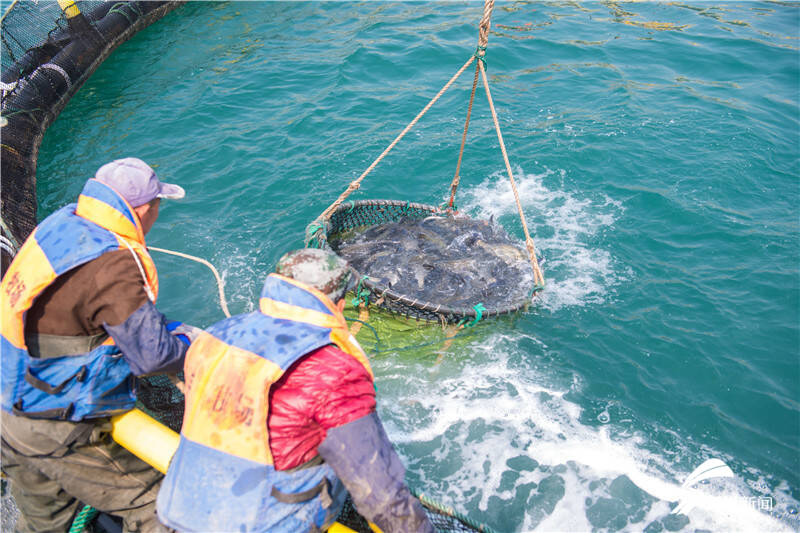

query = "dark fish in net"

[{"left": 334, "top": 214, "right": 534, "bottom": 310}]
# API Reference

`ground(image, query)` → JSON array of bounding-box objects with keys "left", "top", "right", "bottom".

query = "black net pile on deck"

[
  {"left": 0, "top": 0, "right": 180, "bottom": 275},
  {"left": 336, "top": 491, "right": 495, "bottom": 533},
  {"left": 136, "top": 374, "right": 185, "bottom": 432},
  {"left": 316, "top": 199, "right": 536, "bottom": 324}
]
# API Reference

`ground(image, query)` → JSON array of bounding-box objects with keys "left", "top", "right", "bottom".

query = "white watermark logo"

[
  {"left": 672, "top": 459, "right": 784, "bottom": 518},
  {"left": 672, "top": 458, "right": 734, "bottom": 515}
]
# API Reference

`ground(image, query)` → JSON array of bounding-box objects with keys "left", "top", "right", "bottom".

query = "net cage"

[
  {"left": 312, "top": 199, "right": 533, "bottom": 324},
  {"left": 0, "top": 0, "right": 180, "bottom": 274}
]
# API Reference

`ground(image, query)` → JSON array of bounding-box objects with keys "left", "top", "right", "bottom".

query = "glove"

[{"left": 165, "top": 321, "right": 202, "bottom": 345}]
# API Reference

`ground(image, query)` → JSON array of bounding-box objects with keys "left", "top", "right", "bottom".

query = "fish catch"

[{"left": 333, "top": 214, "right": 535, "bottom": 310}]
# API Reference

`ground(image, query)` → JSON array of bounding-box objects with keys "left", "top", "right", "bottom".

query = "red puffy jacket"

[{"left": 267, "top": 344, "right": 376, "bottom": 470}]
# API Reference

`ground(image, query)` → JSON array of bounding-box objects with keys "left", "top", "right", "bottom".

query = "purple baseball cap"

[{"left": 94, "top": 157, "right": 185, "bottom": 207}]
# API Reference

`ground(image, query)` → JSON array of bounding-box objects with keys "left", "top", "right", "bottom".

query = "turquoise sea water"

[{"left": 35, "top": 2, "right": 799, "bottom": 531}]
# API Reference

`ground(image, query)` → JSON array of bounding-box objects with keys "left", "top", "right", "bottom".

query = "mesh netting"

[
  {"left": 136, "top": 375, "right": 185, "bottom": 433},
  {"left": 337, "top": 494, "right": 495, "bottom": 533},
  {"left": 2, "top": 1, "right": 105, "bottom": 76},
  {"left": 0, "top": 0, "right": 180, "bottom": 275},
  {"left": 316, "top": 199, "right": 532, "bottom": 324}
]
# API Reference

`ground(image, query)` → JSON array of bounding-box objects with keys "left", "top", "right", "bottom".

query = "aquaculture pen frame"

[{"left": 1, "top": 0, "right": 183, "bottom": 275}]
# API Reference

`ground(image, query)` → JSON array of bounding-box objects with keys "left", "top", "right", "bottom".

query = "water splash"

[
  {"left": 381, "top": 332, "right": 797, "bottom": 532},
  {"left": 459, "top": 166, "right": 625, "bottom": 312}
]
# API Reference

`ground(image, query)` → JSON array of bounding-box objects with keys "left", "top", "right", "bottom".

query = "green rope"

[
  {"left": 465, "top": 303, "right": 485, "bottom": 328},
  {"left": 350, "top": 276, "right": 371, "bottom": 307},
  {"left": 346, "top": 200, "right": 356, "bottom": 213},
  {"left": 412, "top": 489, "right": 498, "bottom": 533},
  {"left": 305, "top": 222, "right": 323, "bottom": 235},
  {"left": 68, "top": 505, "right": 98, "bottom": 533},
  {"left": 304, "top": 222, "right": 325, "bottom": 249},
  {"left": 128, "top": 1, "right": 143, "bottom": 17},
  {"left": 344, "top": 317, "right": 381, "bottom": 349},
  {"left": 107, "top": 3, "right": 134, "bottom": 25},
  {"left": 526, "top": 285, "right": 540, "bottom": 299},
  {"left": 474, "top": 44, "right": 488, "bottom": 69}
]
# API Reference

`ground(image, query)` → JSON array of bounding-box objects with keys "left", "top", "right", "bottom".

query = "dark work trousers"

[{"left": 1, "top": 413, "right": 169, "bottom": 533}]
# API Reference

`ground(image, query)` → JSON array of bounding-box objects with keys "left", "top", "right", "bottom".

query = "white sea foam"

[
  {"left": 381, "top": 332, "right": 797, "bottom": 532},
  {"left": 458, "top": 166, "right": 625, "bottom": 312}
]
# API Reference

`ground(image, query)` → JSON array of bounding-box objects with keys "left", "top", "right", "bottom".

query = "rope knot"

[
  {"left": 304, "top": 221, "right": 326, "bottom": 248},
  {"left": 350, "top": 275, "right": 371, "bottom": 307},
  {"left": 474, "top": 45, "right": 488, "bottom": 70},
  {"left": 440, "top": 199, "right": 458, "bottom": 212}
]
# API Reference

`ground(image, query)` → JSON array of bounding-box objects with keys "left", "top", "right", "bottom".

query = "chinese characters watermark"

[{"left": 737, "top": 496, "right": 773, "bottom": 512}]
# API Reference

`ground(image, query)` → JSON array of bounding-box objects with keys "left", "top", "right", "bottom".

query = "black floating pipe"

[{"left": 1, "top": 1, "right": 183, "bottom": 276}]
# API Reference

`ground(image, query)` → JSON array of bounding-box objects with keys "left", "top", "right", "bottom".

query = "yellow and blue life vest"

[
  {"left": 157, "top": 273, "right": 373, "bottom": 533},
  {"left": 0, "top": 179, "right": 158, "bottom": 421}
]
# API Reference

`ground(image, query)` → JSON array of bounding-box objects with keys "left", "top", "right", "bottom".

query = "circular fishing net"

[{"left": 315, "top": 199, "right": 536, "bottom": 324}]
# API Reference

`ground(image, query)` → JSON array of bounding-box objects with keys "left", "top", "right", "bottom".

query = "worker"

[
  {"left": 1, "top": 157, "right": 198, "bottom": 532},
  {"left": 157, "top": 248, "right": 433, "bottom": 532}
]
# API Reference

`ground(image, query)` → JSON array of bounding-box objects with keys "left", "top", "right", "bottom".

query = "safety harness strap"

[
  {"left": 12, "top": 401, "right": 74, "bottom": 420},
  {"left": 282, "top": 454, "right": 325, "bottom": 473},
  {"left": 270, "top": 477, "right": 332, "bottom": 508},
  {"left": 24, "top": 365, "right": 87, "bottom": 395}
]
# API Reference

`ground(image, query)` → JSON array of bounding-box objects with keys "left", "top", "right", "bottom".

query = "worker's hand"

[
  {"left": 319, "top": 412, "right": 435, "bottom": 533},
  {"left": 165, "top": 321, "right": 202, "bottom": 345}
]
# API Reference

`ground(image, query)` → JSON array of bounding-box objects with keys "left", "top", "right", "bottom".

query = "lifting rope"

[
  {"left": 148, "top": 246, "right": 231, "bottom": 318},
  {"left": 314, "top": 54, "right": 477, "bottom": 227},
  {"left": 311, "top": 0, "right": 545, "bottom": 291},
  {"left": 448, "top": 0, "right": 492, "bottom": 210},
  {"left": 477, "top": 57, "right": 544, "bottom": 288}
]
